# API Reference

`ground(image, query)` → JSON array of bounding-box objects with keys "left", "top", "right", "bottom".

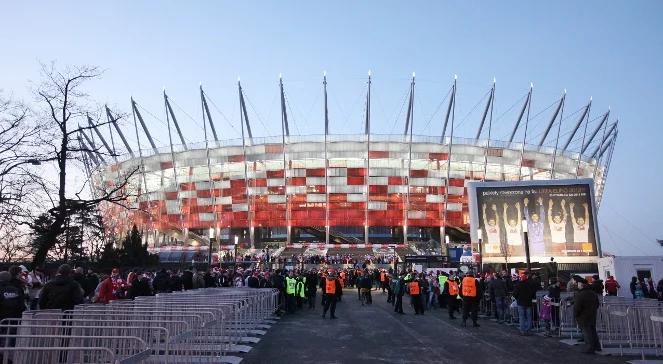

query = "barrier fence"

[
  {"left": 479, "top": 287, "right": 663, "bottom": 359},
  {"left": 0, "top": 287, "right": 279, "bottom": 364}
]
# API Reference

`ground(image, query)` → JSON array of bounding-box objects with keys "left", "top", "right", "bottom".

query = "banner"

[{"left": 468, "top": 179, "right": 600, "bottom": 263}]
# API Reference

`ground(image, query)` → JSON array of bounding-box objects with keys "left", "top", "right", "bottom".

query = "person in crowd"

[
  {"left": 152, "top": 269, "right": 170, "bottom": 293},
  {"left": 630, "top": 276, "right": 639, "bottom": 299},
  {"left": 573, "top": 276, "right": 601, "bottom": 354},
  {"left": 169, "top": 270, "right": 183, "bottom": 292},
  {"left": 127, "top": 271, "right": 153, "bottom": 299},
  {"left": 182, "top": 267, "right": 194, "bottom": 290},
  {"left": 489, "top": 273, "right": 507, "bottom": 323},
  {"left": 548, "top": 278, "right": 561, "bottom": 333},
  {"left": 39, "top": 264, "right": 84, "bottom": 310},
  {"left": 392, "top": 272, "right": 405, "bottom": 314},
  {"left": 647, "top": 277, "right": 657, "bottom": 299},
  {"left": 535, "top": 294, "right": 551, "bottom": 337},
  {"left": 27, "top": 267, "right": 45, "bottom": 310},
  {"left": 247, "top": 271, "right": 260, "bottom": 288},
  {"left": 590, "top": 274, "right": 604, "bottom": 296},
  {"left": 358, "top": 270, "right": 372, "bottom": 305},
  {"left": 604, "top": 276, "right": 620, "bottom": 296},
  {"left": 460, "top": 272, "right": 479, "bottom": 327},
  {"left": 513, "top": 273, "right": 536, "bottom": 335},
  {"left": 306, "top": 269, "right": 319, "bottom": 309},
  {"left": 0, "top": 271, "right": 25, "bottom": 320},
  {"left": 192, "top": 270, "right": 206, "bottom": 289},
  {"left": 656, "top": 278, "right": 663, "bottom": 301},
  {"left": 84, "top": 269, "right": 99, "bottom": 300}
]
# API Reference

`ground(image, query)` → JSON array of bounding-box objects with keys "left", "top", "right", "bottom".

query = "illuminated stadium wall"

[{"left": 94, "top": 134, "right": 609, "bottom": 250}]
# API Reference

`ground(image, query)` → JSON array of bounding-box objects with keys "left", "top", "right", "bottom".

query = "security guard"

[
  {"left": 461, "top": 272, "right": 480, "bottom": 327},
  {"left": 446, "top": 274, "right": 459, "bottom": 319},
  {"left": 285, "top": 270, "right": 297, "bottom": 313},
  {"left": 322, "top": 271, "right": 342, "bottom": 319},
  {"left": 438, "top": 272, "right": 449, "bottom": 308},
  {"left": 296, "top": 274, "right": 306, "bottom": 309},
  {"left": 409, "top": 273, "right": 424, "bottom": 315}
]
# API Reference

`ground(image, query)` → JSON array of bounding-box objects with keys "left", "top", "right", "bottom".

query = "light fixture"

[
  {"left": 208, "top": 227, "right": 214, "bottom": 238},
  {"left": 445, "top": 235, "right": 450, "bottom": 245},
  {"left": 234, "top": 235, "right": 239, "bottom": 245},
  {"left": 521, "top": 219, "right": 528, "bottom": 233}
]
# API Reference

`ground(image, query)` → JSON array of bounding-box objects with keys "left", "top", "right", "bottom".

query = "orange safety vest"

[
  {"left": 326, "top": 278, "right": 336, "bottom": 295},
  {"left": 448, "top": 281, "right": 459, "bottom": 296},
  {"left": 409, "top": 281, "right": 420, "bottom": 295},
  {"left": 461, "top": 277, "right": 477, "bottom": 297},
  {"left": 380, "top": 272, "right": 385, "bottom": 282}
]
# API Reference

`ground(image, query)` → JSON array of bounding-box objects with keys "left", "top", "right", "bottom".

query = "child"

[{"left": 540, "top": 295, "right": 553, "bottom": 337}]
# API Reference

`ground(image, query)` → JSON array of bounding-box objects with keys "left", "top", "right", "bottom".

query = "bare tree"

[{"left": 29, "top": 63, "right": 136, "bottom": 267}]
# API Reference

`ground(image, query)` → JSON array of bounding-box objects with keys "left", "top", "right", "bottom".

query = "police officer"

[
  {"left": 461, "top": 272, "right": 480, "bottom": 327},
  {"left": 322, "top": 271, "right": 342, "bottom": 319}
]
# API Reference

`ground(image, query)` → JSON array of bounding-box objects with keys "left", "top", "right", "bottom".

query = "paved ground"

[{"left": 242, "top": 289, "right": 628, "bottom": 364}]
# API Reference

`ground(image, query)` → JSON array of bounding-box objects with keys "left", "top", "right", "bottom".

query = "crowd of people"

[{"left": 2, "top": 260, "right": 663, "bottom": 356}]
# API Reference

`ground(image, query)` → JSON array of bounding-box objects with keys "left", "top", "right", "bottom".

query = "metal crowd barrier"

[
  {"left": 0, "top": 287, "right": 280, "bottom": 364},
  {"left": 0, "top": 346, "right": 118, "bottom": 364}
]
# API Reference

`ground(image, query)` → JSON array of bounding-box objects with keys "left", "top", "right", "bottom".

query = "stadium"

[{"left": 88, "top": 76, "right": 618, "bottom": 264}]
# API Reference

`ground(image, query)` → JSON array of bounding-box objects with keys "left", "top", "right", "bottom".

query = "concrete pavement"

[{"left": 242, "top": 289, "right": 627, "bottom": 364}]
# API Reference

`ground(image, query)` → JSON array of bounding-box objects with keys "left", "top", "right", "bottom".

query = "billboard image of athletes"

[{"left": 468, "top": 179, "right": 600, "bottom": 263}]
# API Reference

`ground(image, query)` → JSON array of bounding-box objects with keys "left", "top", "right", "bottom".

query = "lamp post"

[
  {"left": 477, "top": 228, "right": 483, "bottom": 273},
  {"left": 522, "top": 219, "right": 531, "bottom": 273},
  {"left": 390, "top": 244, "right": 396, "bottom": 273},
  {"left": 234, "top": 235, "right": 239, "bottom": 268},
  {"left": 207, "top": 227, "right": 214, "bottom": 268},
  {"left": 444, "top": 235, "right": 450, "bottom": 265}
]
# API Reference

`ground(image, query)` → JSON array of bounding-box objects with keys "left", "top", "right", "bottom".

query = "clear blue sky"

[{"left": 2, "top": 1, "right": 662, "bottom": 255}]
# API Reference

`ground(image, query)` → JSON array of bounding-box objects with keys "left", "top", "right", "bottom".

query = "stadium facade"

[{"left": 88, "top": 76, "right": 618, "bottom": 257}]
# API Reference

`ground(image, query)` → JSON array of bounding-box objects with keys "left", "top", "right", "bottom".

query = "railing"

[{"left": 0, "top": 287, "right": 280, "bottom": 363}]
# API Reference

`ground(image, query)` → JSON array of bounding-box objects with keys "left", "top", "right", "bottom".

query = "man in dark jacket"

[
  {"left": 182, "top": 267, "right": 194, "bottom": 290},
  {"left": 306, "top": 270, "right": 319, "bottom": 309},
  {"left": 489, "top": 274, "right": 508, "bottom": 323},
  {"left": 512, "top": 274, "right": 536, "bottom": 335},
  {"left": 574, "top": 277, "right": 601, "bottom": 354},
  {"left": 0, "top": 271, "right": 25, "bottom": 320},
  {"left": 85, "top": 269, "right": 100, "bottom": 299},
  {"left": 152, "top": 269, "right": 170, "bottom": 293},
  {"left": 39, "top": 264, "right": 84, "bottom": 311},
  {"left": 393, "top": 273, "right": 405, "bottom": 314},
  {"left": 128, "top": 273, "right": 153, "bottom": 299}
]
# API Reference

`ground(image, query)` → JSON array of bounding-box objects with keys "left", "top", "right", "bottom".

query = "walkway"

[{"left": 242, "top": 289, "right": 626, "bottom": 364}]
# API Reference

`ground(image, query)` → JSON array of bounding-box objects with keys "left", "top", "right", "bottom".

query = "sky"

[{"left": 1, "top": 1, "right": 662, "bottom": 256}]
